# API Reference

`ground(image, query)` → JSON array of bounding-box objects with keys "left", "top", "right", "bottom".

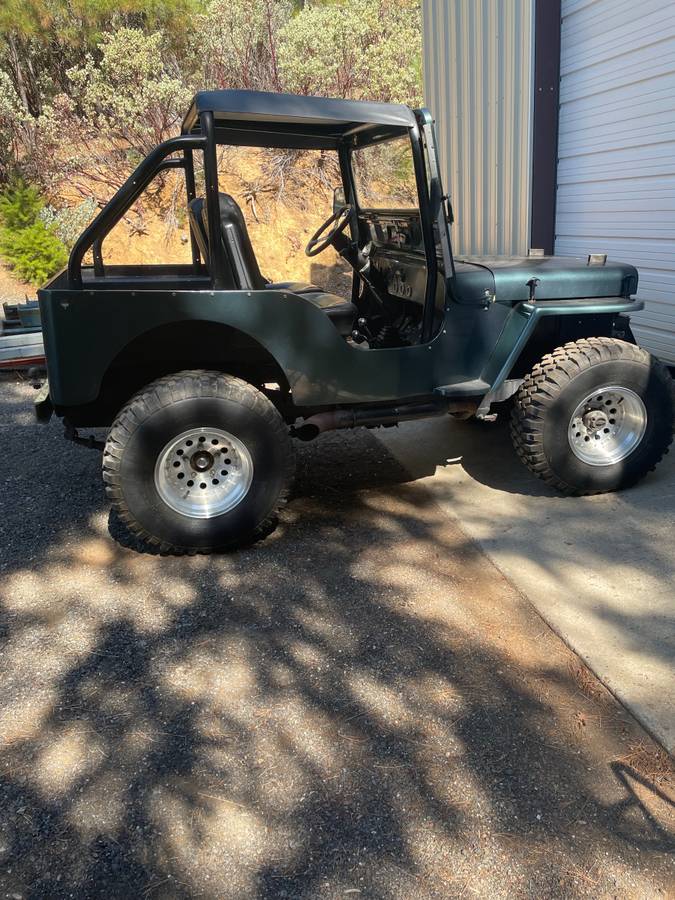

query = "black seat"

[{"left": 188, "top": 194, "right": 356, "bottom": 335}]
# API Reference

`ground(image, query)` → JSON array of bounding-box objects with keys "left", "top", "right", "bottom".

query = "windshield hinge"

[{"left": 441, "top": 193, "right": 454, "bottom": 224}]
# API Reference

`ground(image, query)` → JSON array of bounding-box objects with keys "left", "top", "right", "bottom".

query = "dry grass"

[
  {"left": 566, "top": 658, "right": 606, "bottom": 701},
  {"left": 615, "top": 740, "right": 675, "bottom": 790}
]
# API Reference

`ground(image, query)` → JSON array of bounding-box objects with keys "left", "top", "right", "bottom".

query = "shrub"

[
  {"left": 0, "top": 70, "right": 24, "bottom": 183},
  {"left": 27, "top": 28, "right": 194, "bottom": 210},
  {"left": 0, "top": 177, "right": 43, "bottom": 230},
  {"left": 198, "top": 0, "right": 291, "bottom": 92},
  {"left": 0, "top": 179, "right": 68, "bottom": 283},
  {"left": 66, "top": 27, "right": 192, "bottom": 161},
  {"left": 0, "top": 220, "right": 68, "bottom": 284},
  {"left": 38, "top": 197, "right": 97, "bottom": 249},
  {"left": 278, "top": 0, "right": 422, "bottom": 105}
]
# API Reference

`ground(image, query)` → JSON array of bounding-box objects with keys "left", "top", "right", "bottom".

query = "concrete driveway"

[
  {"left": 377, "top": 415, "right": 675, "bottom": 754},
  {"left": 1, "top": 377, "right": 674, "bottom": 897}
]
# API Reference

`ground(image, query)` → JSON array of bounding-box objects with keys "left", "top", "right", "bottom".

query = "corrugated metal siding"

[
  {"left": 422, "top": 0, "right": 535, "bottom": 256},
  {"left": 556, "top": 0, "right": 675, "bottom": 363}
]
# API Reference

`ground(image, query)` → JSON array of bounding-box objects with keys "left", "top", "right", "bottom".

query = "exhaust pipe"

[{"left": 292, "top": 399, "right": 477, "bottom": 441}]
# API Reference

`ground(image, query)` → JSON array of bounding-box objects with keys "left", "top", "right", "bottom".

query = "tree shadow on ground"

[{"left": 0, "top": 383, "right": 673, "bottom": 898}]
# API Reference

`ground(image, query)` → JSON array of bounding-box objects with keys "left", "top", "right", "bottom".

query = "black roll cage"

[{"left": 67, "top": 102, "right": 454, "bottom": 344}]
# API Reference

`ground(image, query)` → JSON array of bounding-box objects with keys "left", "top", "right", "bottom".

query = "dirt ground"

[
  {"left": 0, "top": 262, "right": 33, "bottom": 304},
  {"left": 0, "top": 376, "right": 673, "bottom": 899}
]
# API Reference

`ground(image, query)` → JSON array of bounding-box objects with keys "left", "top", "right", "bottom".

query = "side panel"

[
  {"left": 39, "top": 286, "right": 642, "bottom": 412},
  {"left": 39, "top": 288, "right": 469, "bottom": 408}
]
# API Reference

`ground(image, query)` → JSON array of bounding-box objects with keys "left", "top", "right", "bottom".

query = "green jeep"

[{"left": 36, "top": 90, "right": 673, "bottom": 553}]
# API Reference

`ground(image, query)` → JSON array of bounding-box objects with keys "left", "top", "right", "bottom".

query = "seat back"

[{"left": 191, "top": 192, "right": 267, "bottom": 290}]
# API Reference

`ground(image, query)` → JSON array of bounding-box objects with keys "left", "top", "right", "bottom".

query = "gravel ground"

[{"left": 0, "top": 375, "right": 674, "bottom": 899}]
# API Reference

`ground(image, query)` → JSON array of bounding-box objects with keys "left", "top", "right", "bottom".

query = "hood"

[{"left": 452, "top": 255, "right": 639, "bottom": 305}]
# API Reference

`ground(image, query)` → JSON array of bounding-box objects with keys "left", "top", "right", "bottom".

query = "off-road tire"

[
  {"left": 510, "top": 337, "right": 673, "bottom": 495},
  {"left": 103, "top": 371, "right": 295, "bottom": 554}
]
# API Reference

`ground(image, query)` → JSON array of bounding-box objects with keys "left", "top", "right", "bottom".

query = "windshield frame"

[
  {"left": 350, "top": 131, "right": 422, "bottom": 214},
  {"left": 343, "top": 122, "right": 439, "bottom": 343}
]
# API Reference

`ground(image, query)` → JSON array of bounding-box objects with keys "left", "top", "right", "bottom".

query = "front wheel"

[
  {"left": 103, "top": 371, "right": 295, "bottom": 553},
  {"left": 510, "top": 337, "right": 673, "bottom": 495}
]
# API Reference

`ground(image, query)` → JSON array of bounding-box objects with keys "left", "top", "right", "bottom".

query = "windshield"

[{"left": 352, "top": 135, "right": 418, "bottom": 210}]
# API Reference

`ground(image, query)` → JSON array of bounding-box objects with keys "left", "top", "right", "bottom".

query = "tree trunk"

[
  {"left": 5, "top": 33, "right": 30, "bottom": 110},
  {"left": 4, "top": 33, "right": 40, "bottom": 116}
]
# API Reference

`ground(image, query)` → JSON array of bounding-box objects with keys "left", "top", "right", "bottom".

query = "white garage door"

[{"left": 555, "top": 0, "right": 675, "bottom": 364}]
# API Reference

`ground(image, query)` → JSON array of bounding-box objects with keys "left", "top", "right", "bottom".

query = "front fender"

[{"left": 480, "top": 297, "right": 644, "bottom": 393}]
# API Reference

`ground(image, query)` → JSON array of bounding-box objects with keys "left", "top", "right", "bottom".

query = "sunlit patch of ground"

[{"left": 0, "top": 382, "right": 673, "bottom": 897}]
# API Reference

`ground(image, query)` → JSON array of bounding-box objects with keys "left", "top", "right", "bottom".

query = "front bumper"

[{"left": 34, "top": 380, "right": 53, "bottom": 423}]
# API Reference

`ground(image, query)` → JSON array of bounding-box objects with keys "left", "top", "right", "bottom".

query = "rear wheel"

[
  {"left": 103, "top": 371, "right": 295, "bottom": 553},
  {"left": 510, "top": 337, "right": 673, "bottom": 495}
]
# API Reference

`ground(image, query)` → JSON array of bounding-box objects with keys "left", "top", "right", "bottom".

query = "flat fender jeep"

[{"left": 35, "top": 89, "right": 673, "bottom": 553}]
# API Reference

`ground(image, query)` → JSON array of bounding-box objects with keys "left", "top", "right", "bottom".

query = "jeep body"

[{"left": 33, "top": 90, "right": 672, "bottom": 553}]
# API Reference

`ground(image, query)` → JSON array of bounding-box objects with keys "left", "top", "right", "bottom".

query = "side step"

[{"left": 434, "top": 379, "right": 490, "bottom": 398}]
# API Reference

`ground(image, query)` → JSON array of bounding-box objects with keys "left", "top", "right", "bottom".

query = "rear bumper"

[{"left": 34, "top": 381, "right": 53, "bottom": 423}]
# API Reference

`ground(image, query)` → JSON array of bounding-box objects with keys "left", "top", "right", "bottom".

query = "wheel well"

[
  {"left": 507, "top": 313, "right": 634, "bottom": 379},
  {"left": 65, "top": 321, "right": 292, "bottom": 426}
]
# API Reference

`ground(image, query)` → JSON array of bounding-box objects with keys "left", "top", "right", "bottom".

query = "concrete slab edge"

[{"left": 381, "top": 446, "right": 674, "bottom": 758}]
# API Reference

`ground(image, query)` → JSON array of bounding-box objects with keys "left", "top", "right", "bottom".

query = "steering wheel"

[{"left": 305, "top": 205, "right": 352, "bottom": 257}]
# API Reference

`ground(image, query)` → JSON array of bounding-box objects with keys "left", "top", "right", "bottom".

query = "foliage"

[
  {"left": 0, "top": 69, "right": 24, "bottom": 181},
  {"left": 0, "top": 178, "right": 68, "bottom": 283},
  {"left": 0, "top": 221, "right": 67, "bottom": 284},
  {"left": 0, "top": 177, "right": 42, "bottom": 229},
  {"left": 27, "top": 28, "right": 193, "bottom": 207},
  {"left": 0, "top": 0, "right": 423, "bottom": 237},
  {"left": 198, "top": 0, "right": 291, "bottom": 92},
  {"left": 67, "top": 28, "right": 191, "bottom": 149},
  {"left": 0, "top": 0, "right": 207, "bottom": 115},
  {"left": 278, "top": 0, "right": 422, "bottom": 104},
  {"left": 38, "top": 197, "right": 98, "bottom": 249}
]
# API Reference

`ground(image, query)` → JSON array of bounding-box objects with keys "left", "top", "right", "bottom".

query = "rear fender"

[
  {"left": 39, "top": 288, "right": 345, "bottom": 410},
  {"left": 39, "top": 285, "right": 444, "bottom": 412}
]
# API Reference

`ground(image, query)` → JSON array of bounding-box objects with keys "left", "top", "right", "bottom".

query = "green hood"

[{"left": 452, "top": 256, "right": 639, "bottom": 306}]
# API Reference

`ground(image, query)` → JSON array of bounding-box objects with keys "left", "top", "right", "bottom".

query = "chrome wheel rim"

[
  {"left": 154, "top": 427, "right": 253, "bottom": 518},
  {"left": 568, "top": 385, "right": 647, "bottom": 466}
]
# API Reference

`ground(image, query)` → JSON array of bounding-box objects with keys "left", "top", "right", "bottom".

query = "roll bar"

[
  {"left": 68, "top": 134, "right": 207, "bottom": 289},
  {"left": 67, "top": 105, "right": 455, "bottom": 346}
]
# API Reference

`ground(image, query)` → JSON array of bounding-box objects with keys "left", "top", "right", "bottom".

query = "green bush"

[
  {"left": 0, "top": 178, "right": 43, "bottom": 230},
  {"left": 0, "top": 179, "right": 68, "bottom": 284},
  {"left": 0, "top": 221, "right": 68, "bottom": 284}
]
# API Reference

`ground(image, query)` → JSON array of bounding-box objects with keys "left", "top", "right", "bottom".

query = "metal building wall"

[
  {"left": 555, "top": 0, "right": 675, "bottom": 364},
  {"left": 422, "top": 0, "right": 535, "bottom": 257}
]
